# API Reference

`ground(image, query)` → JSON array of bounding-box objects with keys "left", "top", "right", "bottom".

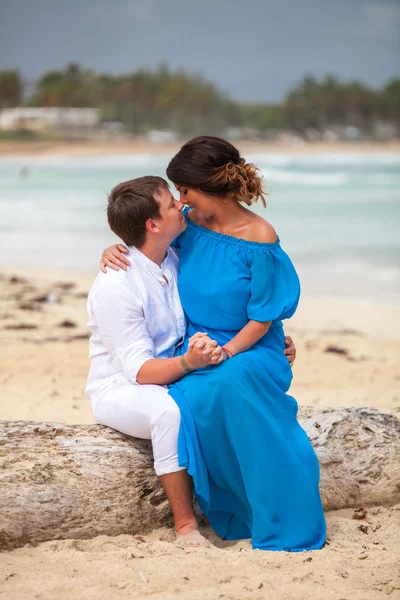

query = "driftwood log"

[{"left": 0, "top": 407, "right": 399, "bottom": 550}]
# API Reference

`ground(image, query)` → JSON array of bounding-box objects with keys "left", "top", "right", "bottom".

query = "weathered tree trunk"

[{"left": 0, "top": 407, "right": 399, "bottom": 550}]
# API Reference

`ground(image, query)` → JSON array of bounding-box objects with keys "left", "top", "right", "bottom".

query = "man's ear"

[{"left": 146, "top": 218, "right": 160, "bottom": 234}]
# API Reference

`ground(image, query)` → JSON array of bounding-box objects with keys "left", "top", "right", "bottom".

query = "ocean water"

[{"left": 1, "top": 151, "right": 399, "bottom": 304}]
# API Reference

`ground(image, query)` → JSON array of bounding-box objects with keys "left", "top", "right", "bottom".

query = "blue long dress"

[{"left": 169, "top": 212, "right": 326, "bottom": 551}]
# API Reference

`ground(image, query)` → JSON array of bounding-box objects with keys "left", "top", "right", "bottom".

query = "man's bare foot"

[{"left": 175, "top": 524, "right": 211, "bottom": 550}]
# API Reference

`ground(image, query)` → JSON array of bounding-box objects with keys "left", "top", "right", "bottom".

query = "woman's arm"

[
  {"left": 223, "top": 320, "right": 271, "bottom": 357},
  {"left": 223, "top": 325, "right": 297, "bottom": 368},
  {"left": 100, "top": 244, "right": 130, "bottom": 272}
]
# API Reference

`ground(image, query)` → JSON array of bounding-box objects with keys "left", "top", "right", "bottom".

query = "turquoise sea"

[{"left": 1, "top": 152, "right": 399, "bottom": 304}]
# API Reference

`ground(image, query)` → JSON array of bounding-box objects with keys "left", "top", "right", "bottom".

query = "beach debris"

[
  {"left": 18, "top": 302, "right": 42, "bottom": 311},
  {"left": 54, "top": 282, "right": 76, "bottom": 291},
  {"left": 339, "top": 328, "right": 364, "bottom": 336},
  {"left": 31, "top": 292, "right": 60, "bottom": 304},
  {"left": 352, "top": 507, "right": 368, "bottom": 520},
  {"left": 135, "top": 535, "right": 146, "bottom": 543},
  {"left": 139, "top": 571, "right": 148, "bottom": 584},
  {"left": 303, "top": 557, "right": 313, "bottom": 562},
  {"left": 358, "top": 552, "right": 368, "bottom": 560},
  {"left": 358, "top": 524, "right": 369, "bottom": 534},
  {"left": 65, "top": 333, "right": 90, "bottom": 342},
  {"left": 324, "top": 345, "right": 348, "bottom": 356},
  {"left": 4, "top": 323, "right": 38, "bottom": 330},
  {"left": 321, "top": 328, "right": 364, "bottom": 337},
  {"left": 32, "top": 294, "right": 48, "bottom": 303},
  {"left": 341, "top": 571, "right": 349, "bottom": 579},
  {"left": 58, "top": 320, "right": 77, "bottom": 328}
]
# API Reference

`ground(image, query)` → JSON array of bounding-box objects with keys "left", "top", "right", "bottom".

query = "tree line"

[{"left": 0, "top": 64, "right": 399, "bottom": 136}]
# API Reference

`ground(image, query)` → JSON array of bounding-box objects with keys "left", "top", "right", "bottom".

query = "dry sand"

[
  {"left": 1, "top": 138, "right": 400, "bottom": 158},
  {"left": 0, "top": 268, "right": 399, "bottom": 600}
]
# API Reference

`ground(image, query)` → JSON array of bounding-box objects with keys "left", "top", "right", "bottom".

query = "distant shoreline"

[{"left": 1, "top": 139, "right": 400, "bottom": 158}]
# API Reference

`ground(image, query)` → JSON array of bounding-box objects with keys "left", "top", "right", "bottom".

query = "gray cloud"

[{"left": 0, "top": 0, "right": 399, "bottom": 101}]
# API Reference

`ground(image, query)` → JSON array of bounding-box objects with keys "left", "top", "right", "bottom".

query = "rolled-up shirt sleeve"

[{"left": 91, "top": 283, "right": 155, "bottom": 383}]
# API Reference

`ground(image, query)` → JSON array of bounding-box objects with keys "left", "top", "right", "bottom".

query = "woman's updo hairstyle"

[{"left": 166, "top": 136, "right": 266, "bottom": 207}]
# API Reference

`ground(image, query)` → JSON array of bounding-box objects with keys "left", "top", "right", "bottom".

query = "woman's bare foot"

[{"left": 175, "top": 524, "right": 211, "bottom": 550}]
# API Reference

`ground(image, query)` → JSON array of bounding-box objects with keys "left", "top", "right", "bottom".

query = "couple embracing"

[{"left": 86, "top": 135, "right": 326, "bottom": 551}]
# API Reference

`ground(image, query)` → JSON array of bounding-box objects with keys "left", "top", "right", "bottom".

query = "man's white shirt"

[{"left": 85, "top": 245, "right": 186, "bottom": 402}]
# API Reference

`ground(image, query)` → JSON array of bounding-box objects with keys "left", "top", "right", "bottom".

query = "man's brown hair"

[{"left": 107, "top": 176, "right": 169, "bottom": 248}]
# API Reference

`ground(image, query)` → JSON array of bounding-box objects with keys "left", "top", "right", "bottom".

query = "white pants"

[{"left": 91, "top": 383, "right": 185, "bottom": 476}]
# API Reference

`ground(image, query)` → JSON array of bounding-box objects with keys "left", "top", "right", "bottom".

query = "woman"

[{"left": 102, "top": 136, "right": 326, "bottom": 551}]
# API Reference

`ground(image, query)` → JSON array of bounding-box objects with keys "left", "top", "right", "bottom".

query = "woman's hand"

[
  {"left": 100, "top": 245, "right": 130, "bottom": 273},
  {"left": 185, "top": 332, "right": 225, "bottom": 369},
  {"left": 284, "top": 335, "right": 296, "bottom": 367}
]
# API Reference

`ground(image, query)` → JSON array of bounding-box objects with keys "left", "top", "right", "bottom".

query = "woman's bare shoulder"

[{"left": 247, "top": 215, "right": 277, "bottom": 244}]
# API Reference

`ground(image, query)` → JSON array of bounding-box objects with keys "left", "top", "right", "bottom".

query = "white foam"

[
  {"left": 0, "top": 153, "right": 170, "bottom": 169},
  {"left": 260, "top": 168, "right": 348, "bottom": 186},
  {"left": 1, "top": 151, "right": 399, "bottom": 170},
  {"left": 249, "top": 152, "right": 400, "bottom": 167},
  {"left": 1, "top": 151, "right": 399, "bottom": 304}
]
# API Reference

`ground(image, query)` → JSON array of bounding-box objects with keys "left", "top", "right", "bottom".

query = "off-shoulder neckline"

[{"left": 184, "top": 212, "right": 281, "bottom": 250}]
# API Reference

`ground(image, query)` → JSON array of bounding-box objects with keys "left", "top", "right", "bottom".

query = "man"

[{"left": 86, "top": 176, "right": 296, "bottom": 548}]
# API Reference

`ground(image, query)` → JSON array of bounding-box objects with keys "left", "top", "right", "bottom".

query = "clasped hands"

[
  {"left": 183, "top": 332, "right": 297, "bottom": 371},
  {"left": 183, "top": 332, "right": 225, "bottom": 370}
]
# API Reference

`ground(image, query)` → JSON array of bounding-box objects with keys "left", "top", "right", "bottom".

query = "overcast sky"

[{"left": 1, "top": 0, "right": 399, "bottom": 102}]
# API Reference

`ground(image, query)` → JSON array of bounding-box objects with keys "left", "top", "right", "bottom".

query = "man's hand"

[
  {"left": 100, "top": 245, "right": 130, "bottom": 273},
  {"left": 284, "top": 335, "right": 296, "bottom": 367},
  {"left": 185, "top": 332, "right": 225, "bottom": 369}
]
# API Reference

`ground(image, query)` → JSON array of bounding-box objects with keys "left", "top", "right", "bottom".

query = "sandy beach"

[
  {"left": 0, "top": 267, "right": 399, "bottom": 600},
  {"left": 1, "top": 138, "right": 400, "bottom": 158}
]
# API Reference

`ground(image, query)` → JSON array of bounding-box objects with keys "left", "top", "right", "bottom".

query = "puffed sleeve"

[{"left": 247, "top": 244, "right": 300, "bottom": 323}]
